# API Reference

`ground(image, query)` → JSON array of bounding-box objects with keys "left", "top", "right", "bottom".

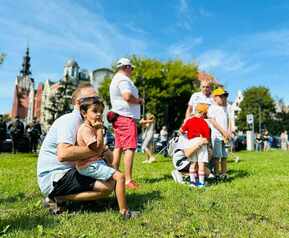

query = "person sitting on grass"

[
  {"left": 76, "top": 96, "right": 138, "bottom": 219},
  {"left": 179, "top": 103, "right": 211, "bottom": 187},
  {"left": 37, "top": 84, "right": 115, "bottom": 215}
]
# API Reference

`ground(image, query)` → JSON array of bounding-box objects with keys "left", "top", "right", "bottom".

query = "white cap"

[{"left": 116, "top": 58, "right": 135, "bottom": 69}]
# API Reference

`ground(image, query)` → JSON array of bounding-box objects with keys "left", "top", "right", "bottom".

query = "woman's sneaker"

[
  {"left": 171, "top": 170, "right": 184, "bottom": 184},
  {"left": 189, "top": 181, "right": 197, "bottom": 187}
]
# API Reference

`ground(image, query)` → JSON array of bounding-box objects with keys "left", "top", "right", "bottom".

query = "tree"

[
  {"left": 99, "top": 56, "right": 199, "bottom": 131},
  {"left": 45, "top": 75, "right": 76, "bottom": 125},
  {"left": 236, "top": 86, "right": 275, "bottom": 132}
]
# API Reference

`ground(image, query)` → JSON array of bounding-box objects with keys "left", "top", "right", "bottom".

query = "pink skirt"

[{"left": 113, "top": 115, "right": 138, "bottom": 150}]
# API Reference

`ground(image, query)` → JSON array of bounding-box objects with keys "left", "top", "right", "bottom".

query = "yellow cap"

[
  {"left": 195, "top": 103, "right": 209, "bottom": 114},
  {"left": 212, "top": 88, "right": 229, "bottom": 96}
]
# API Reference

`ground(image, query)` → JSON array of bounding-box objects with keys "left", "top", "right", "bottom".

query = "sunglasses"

[{"left": 79, "top": 96, "right": 101, "bottom": 105}]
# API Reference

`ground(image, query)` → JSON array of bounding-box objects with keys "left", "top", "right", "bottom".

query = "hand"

[
  {"left": 92, "top": 120, "right": 104, "bottom": 130},
  {"left": 138, "top": 98, "right": 145, "bottom": 105}
]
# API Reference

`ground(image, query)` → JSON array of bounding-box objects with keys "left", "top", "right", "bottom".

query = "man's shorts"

[
  {"left": 212, "top": 138, "right": 228, "bottom": 159},
  {"left": 187, "top": 137, "right": 208, "bottom": 163},
  {"left": 78, "top": 160, "right": 116, "bottom": 181},
  {"left": 48, "top": 168, "right": 96, "bottom": 200},
  {"left": 113, "top": 115, "right": 137, "bottom": 150}
]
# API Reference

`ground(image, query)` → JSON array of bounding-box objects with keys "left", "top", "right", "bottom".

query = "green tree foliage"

[
  {"left": 46, "top": 75, "right": 76, "bottom": 125},
  {"left": 236, "top": 86, "right": 275, "bottom": 132},
  {"left": 99, "top": 56, "right": 199, "bottom": 131}
]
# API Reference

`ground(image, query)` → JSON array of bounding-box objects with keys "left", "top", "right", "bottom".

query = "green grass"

[{"left": 1, "top": 151, "right": 289, "bottom": 237}]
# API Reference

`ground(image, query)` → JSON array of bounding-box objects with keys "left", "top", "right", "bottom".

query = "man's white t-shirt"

[
  {"left": 188, "top": 91, "right": 213, "bottom": 114},
  {"left": 207, "top": 104, "right": 229, "bottom": 140},
  {"left": 109, "top": 72, "right": 140, "bottom": 119}
]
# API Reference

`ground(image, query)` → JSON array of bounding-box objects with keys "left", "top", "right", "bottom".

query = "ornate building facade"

[{"left": 11, "top": 48, "right": 113, "bottom": 130}]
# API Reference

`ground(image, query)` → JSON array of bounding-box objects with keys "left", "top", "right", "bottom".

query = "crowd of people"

[
  {"left": 0, "top": 116, "right": 42, "bottom": 153},
  {"left": 2, "top": 57, "right": 286, "bottom": 218}
]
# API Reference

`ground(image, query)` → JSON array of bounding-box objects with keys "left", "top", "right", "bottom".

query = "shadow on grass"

[
  {"left": 67, "top": 190, "right": 162, "bottom": 213},
  {"left": 0, "top": 193, "right": 26, "bottom": 203},
  {"left": 0, "top": 214, "right": 57, "bottom": 234},
  {"left": 140, "top": 174, "right": 172, "bottom": 184}
]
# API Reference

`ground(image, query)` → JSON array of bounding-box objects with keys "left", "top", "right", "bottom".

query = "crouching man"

[
  {"left": 171, "top": 135, "right": 208, "bottom": 186},
  {"left": 37, "top": 84, "right": 114, "bottom": 214}
]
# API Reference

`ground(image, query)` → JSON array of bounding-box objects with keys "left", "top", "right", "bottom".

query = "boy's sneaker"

[
  {"left": 196, "top": 182, "right": 205, "bottom": 188},
  {"left": 126, "top": 180, "right": 140, "bottom": 190},
  {"left": 171, "top": 170, "right": 184, "bottom": 184},
  {"left": 189, "top": 181, "right": 197, "bottom": 187},
  {"left": 121, "top": 210, "right": 140, "bottom": 220}
]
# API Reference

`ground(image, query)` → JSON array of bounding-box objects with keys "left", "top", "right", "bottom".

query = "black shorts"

[{"left": 48, "top": 168, "right": 96, "bottom": 200}]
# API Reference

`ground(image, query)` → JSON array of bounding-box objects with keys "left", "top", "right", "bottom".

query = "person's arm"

[
  {"left": 184, "top": 138, "right": 208, "bottom": 157},
  {"left": 122, "top": 91, "right": 144, "bottom": 105},
  {"left": 208, "top": 118, "right": 229, "bottom": 139},
  {"left": 57, "top": 144, "right": 97, "bottom": 162}
]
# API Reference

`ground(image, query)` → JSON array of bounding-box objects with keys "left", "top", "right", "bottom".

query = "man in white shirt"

[
  {"left": 37, "top": 84, "right": 114, "bottom": 213},
  {"left": 109, "top": 58, "right": 144, "bottom": 189},
  {"left": 185, "top": 80, "right": 213, "bottom": 119}
]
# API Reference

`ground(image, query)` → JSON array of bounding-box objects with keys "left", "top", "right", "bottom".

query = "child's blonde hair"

[
  {"left": 195, "top": 103, "right": 208, "bottom": 115},
  {"left": 146, "top": 113, "right": 155, "bottom": 120}
]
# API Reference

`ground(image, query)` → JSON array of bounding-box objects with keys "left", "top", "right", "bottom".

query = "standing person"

[
  {"left": 37, "top": 84, "right": 115, "bottom": 214},
  {"left": 207, "top": 88, "right": 232, "bottom": 180},
  {"left": 185, "top": 80, "right": 213, "bottom": 119},
  {"left": 76, "top": 97, "right": 138, "bottom": 219},
  {"left": 255, "top": 133, "right": 263, "bottom": 152},
  {"left": 109, "top": 58, "right": 144, "bottom": 189},
  {"left": 160, "top": 126, "right": 168, "bottom": 156},
  {"left": 30, "top": 118, "right": 42, "bottom": 153},
  {"left": 9, "top": 116, "right": 24, "bottom": 154},
  {"left": 263, "top": 129, "right": 270, "bottom": 151},
  {"left": 140, "top": 113, "right": 156, "bottom": 163},
  {"left": 0, "top": 115, "right": 7, "bottom": 152},
  {"left": 280, "top": 130, "right": 288, "bottom": 151}
]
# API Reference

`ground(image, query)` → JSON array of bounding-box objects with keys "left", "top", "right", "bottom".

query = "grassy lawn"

[{"left": 1, "top": 151, "right": 289, "bottom": 237}]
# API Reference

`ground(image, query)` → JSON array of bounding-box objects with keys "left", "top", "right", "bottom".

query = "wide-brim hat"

[{"left": 172, "top": 149, "right": 190, "bottom": 171}]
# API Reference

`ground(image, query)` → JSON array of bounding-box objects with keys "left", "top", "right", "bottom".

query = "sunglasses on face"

[{"left": 125, "top": 65, "right": 133, "bottom": 71}]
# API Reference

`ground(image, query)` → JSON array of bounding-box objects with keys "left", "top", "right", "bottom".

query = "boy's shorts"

[
  {"left": 78, "top": 160, "right": 116, "bottom": 181},
  {"left": 187, "top": 138, "right": 208, "bottom": 163},
  {"left": 212, "top": 138, "right": 228, "bottom": 159}
]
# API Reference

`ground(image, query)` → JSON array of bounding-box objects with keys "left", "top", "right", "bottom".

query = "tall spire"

[{"left": 20, "top": 47, "right": 31, "bottom": 76}]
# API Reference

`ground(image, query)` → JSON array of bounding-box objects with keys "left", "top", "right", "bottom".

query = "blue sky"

[{"left": 1, "top": 0, "right": 289, "bottom": 114}]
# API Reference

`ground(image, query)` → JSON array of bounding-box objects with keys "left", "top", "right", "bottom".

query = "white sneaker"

[
  {"left": 208, "top": 173, "right": 215, "bottom": 179},
  {"left": 171, "top": 170, "right": 184, "bottom": 184}
]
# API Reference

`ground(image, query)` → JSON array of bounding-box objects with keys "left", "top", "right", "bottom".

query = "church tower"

[{"left": 11, "top": 48, "right": 35, "bottom": 121}]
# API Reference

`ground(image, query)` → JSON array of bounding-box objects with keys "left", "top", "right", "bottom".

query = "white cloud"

[
  {"left": 167, "top": 37, "right": 203, "bottom": 61},
  {"left": 197, "top": 49, "right": 246, "bottom": 72}
]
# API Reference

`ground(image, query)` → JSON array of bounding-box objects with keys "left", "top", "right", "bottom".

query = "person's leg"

[
  {"left": 112, "top": 171, "right": 128, "bottom": 213},
  {"left": 221, "top": 158, "right": 227, "bottom": 175},
  {"left": 123, "top": 149, "right": 135, "bottom": 183},
  {"left": 56, "top": 179, "right": 115, "bottom": 202},
  {"left": 189, "top": 162, "right": 197, "bottom": 184},
  {"left": 113, "top": 148, "right": 122, "bottom": 169},
  {"left": 198, "top": 162, "right": 205, "bottom": 185}
]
